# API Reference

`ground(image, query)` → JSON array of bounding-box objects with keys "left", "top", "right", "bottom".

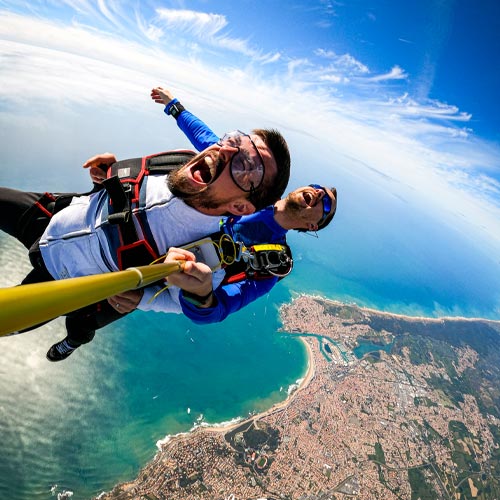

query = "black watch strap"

[
  {"left": 170, "top": 102, "right": 185, "bottom": 119},
  {"left": 182, "top": 289, "right": 213, "bottom": 307}
]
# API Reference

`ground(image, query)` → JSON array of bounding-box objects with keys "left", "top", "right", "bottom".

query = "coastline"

[
  {"left": 149, "top": 286, "right": 500, "bottom": 458},
  {"left": 97, "top": 295, "right": 500, "bottom": 499},
  {"left": 156, "top": 335, "right": 315, "bottom": 449},
  {"left": 101, "top": 334, "right": 317, "bottom": 498},
  {"left": 290, "top": 292, "right": 500, "bottom": 324}
]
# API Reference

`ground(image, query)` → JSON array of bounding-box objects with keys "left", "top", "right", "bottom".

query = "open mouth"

[
  {"left": 303, "top": 191, "right": 315, "bottom": 207},
  {"left": 191, "top": 155, "right": 218, "bottom": 184}
]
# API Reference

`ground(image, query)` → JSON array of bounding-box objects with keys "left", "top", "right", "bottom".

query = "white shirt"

[{"left": 39, "top": 177, "right": 223, "bottom": 313}]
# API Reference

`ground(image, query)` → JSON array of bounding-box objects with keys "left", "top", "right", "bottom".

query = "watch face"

[{"left": 171, "top": 102, "right": 184, "bottom": 118}]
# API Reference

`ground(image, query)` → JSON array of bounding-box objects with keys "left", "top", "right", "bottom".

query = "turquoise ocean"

[
  {"left": 0, "top": 235, "right": 307, "bottom": 500},
  {"left": 2, "top": 152, "right": 500, "bottom": 500}
]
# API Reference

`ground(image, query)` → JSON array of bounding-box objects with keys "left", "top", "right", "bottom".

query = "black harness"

[
  {"left": 101, "top": 150, "right": 293, "bottom": 283},
  {"left": 102, "top": 150, "right": 195, "bottom": 269}
]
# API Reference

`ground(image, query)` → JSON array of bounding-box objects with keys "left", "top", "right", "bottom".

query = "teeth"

[{"left": 204, "top": 155, "right": 216, "bottom": 179}]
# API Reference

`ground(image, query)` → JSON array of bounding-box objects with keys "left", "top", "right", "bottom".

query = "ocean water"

[
  {"left": 2, "top": 152, "right": 500, "bottom": 499},
  {"left": 0, "top": 236, "right": 306, "bottom": 499}
]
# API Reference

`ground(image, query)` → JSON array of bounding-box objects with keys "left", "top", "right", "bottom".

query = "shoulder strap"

[
  {"left": 146, "top": 150, "right": 195, "bottom": 174},
  {"left": 103, "top": 150, "right": 195, "bottom": 268}
]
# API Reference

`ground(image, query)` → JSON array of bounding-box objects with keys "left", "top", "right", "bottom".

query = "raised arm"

[{"left": 151, "top": 86, "right": 219, "bottom": 152}]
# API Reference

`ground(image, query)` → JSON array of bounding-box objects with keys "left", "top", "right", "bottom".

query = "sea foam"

[
  {"left": 155, "top": 416, "right": 244, "bottom": 452},
  {"left": 287, "top": 377, "right": 304, "bottom": 395}
]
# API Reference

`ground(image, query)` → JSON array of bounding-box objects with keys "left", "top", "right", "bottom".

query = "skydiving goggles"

[
  {"left": 216, "top": 130, "right": 265, "bottom": 192},
  {"left": 309, "top": 184, "right": 337, "bottom": 227}
]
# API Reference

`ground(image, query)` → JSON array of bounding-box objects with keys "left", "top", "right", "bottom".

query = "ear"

[
  {"left": 308, "top": 222, "right": 319, "bottom": 232},
  {"left": 225, "top": 198, "right": 256, "bottom": 215}
]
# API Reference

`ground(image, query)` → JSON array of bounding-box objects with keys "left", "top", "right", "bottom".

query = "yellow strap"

[{"left": 251, "top": 244, "right": 285, "bottom": 252}]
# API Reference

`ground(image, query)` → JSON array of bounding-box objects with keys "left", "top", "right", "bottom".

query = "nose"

[
  {"left": 218, "top": 143, "right": 238, "bottom": 161},
  {"left": 314, "top": 188, "right": 324, "bottom": 203}
]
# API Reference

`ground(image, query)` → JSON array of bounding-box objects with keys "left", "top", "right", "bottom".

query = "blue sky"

[
  {"left": 1, "top": 0, "right": 498, "bottom": 136},
  {"left": 1, "top": 0, "right": 500, "bottom": 315},
  {"left": 2, "top": 5, "right": 500, "bottom": 498},
  {"left": 3, "top": 0, "right": 496, "bottom": 137}
]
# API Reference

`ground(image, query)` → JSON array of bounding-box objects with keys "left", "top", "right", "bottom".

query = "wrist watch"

[
  {"left": 182, "top": 289, "right": 213, "bottom": 307},
  {"left": 169, "top": 101, "right": 185, "bottom": 119}
]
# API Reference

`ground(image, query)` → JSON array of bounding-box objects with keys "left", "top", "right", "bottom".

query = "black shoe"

[{"left": 46, "top": 338, "right": 78, "bottom": 362}]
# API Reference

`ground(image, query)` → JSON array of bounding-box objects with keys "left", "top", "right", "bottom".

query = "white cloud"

[
  {"left": 366, "top": 11, "right": 376, "bottom": 22},
  {"left": 155, "top": 8, "right": 228, "bottom": 38},
  {"left": 1, "top": 8, "right": 499, "bottom": 256},
  {"left": 59, "top": 0, "right": 98, "bottom": 17},
  {"left": 319, "top": 0, "right": 339, "bottom": 17},
  {"left": 287, "top": 58, "right": 310, "bottom": 78},
  {"left": 367, "top": 65, "right": 408, "bottom": 82},
  {"left": 141, "top": 23, "right": 163, "bottom": 43},
  {"left": 150, "top": 7, "right": 280, "bottom": 62},
  {"left": 97, "top": 0, "right": 120, "bottom": 27},
  {"left": 319, "top": 74, "right": 346, "bottom": 84},
  {"left": 315, "top": 48, "right": 369, "bottom": 74},
  {"left": 259, "top": 52, "right": 281, "bottom": 65},
  {"left": 335, "top": 54, "right": 369, "bottom": 74},
  {"left": 316, "top": 20, "right": 333, "bottom": 29}
]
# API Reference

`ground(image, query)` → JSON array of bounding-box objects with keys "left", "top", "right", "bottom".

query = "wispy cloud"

[
  {"left": 319, "top": 0, "right": 340, "bottom": 17},
  {"left": 319, "top": 74, "right": 348, "bottom": 84},
  {"left": 367, "top": 65, "right": 408, "bottom": 82},
  {"left": 145, "top": 7, "right": 280, "bottom": 62},
  {"left": 315, "top": 49, "right": 369, "bottom": 74},
  {"left": 287, "top": 58, "right": 311, "bottom": 79},
  {"left": 0, "top": 4, "right": 499, "bottom": 254},
  {"left": 155, "top": 8, "right": 227, "bottom": 38},
  {"left": 311, "top": 50, "right": 409, "bottom": 92},
  {"left": 412, "top": 0, "right": 455, "bottom": 100}
]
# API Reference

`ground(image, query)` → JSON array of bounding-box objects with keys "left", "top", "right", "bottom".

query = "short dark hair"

[{"left": 251, "top": 128, "right": 290, "bottom": 210}]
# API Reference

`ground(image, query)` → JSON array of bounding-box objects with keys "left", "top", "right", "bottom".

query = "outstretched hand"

[
  {"left": 83, "top": 152, "right": 117, "bottom": 184},
  {"left": 151, "top": 86, "right": 175, "bottom": 106}
]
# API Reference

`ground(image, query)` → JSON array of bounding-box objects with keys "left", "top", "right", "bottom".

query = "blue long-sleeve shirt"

[
  {"left": 164, "top": 100, "right": 288, "bottom": 323},
  {"left": 165, "top": 98, "right": 218, "bottom": 150}
]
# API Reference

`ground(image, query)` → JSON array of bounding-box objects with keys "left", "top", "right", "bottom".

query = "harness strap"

[
  {"left": 22, "top": 192, "right": 78, "bottom": 272},
  {"left": 103, "top": 175, "right": 134, "bottom": 237},
  {"left": 102, "top": 151, "right": 195, "bottom": 269},
  {"left": 221, "top": 242, "right": 293, "bottom": 284}
]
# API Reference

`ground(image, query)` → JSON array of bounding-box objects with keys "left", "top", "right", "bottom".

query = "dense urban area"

[{"left": 98, "top": 296, "right": 500, "bottom": 500}]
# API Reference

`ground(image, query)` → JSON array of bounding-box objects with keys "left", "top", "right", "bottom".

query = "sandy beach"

[
  {"left": 97, "top": 296, "right": 500, "bottom": 500},
  {"left": 155, "top": 335, "right": 316, "bottom": 453}
]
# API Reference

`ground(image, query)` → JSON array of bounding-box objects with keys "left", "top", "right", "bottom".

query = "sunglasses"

[
  {"left": 309, "top": 184, "right": 336, "bottom": 226},
  {"left": 217, "top": 131, "right": 265, "bottom": 193}
]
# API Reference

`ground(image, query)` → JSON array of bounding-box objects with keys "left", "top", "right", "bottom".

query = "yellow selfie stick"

[{"left": 0, "top": 262, "right": 183, "bottom": 337}]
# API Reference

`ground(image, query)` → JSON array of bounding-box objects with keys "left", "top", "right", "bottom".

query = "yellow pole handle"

[{"left": 0, "top": 262, "right": 183, "bottom": 337}]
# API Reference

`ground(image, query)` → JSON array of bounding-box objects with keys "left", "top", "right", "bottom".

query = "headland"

[{"left": 96, "top": 295, "right": 500, "bottom": 499}]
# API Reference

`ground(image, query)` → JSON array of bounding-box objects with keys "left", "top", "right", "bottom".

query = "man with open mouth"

[
  {"left": 42, "top": 87, "right": 337, "bottom": 361},
  {"left": 0, "top": 98, "right": 290, "bottom": 360}
]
